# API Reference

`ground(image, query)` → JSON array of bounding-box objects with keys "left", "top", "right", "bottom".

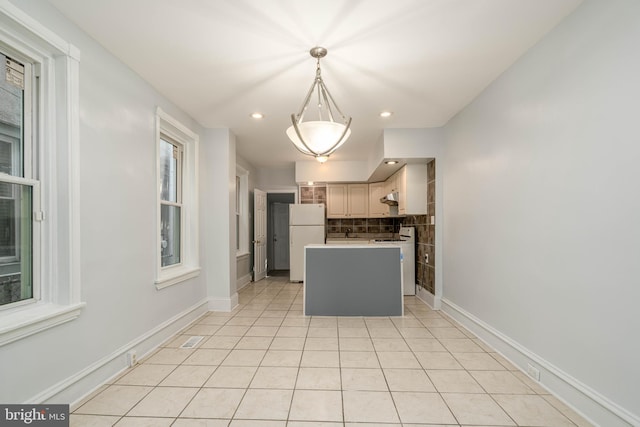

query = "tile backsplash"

[
  {"left": 326, "top": 217, "right": 400, "bottom": 239},
  {"left": 402, "top": 159, "right": 436, "bottom": 294},
  {"left": 300, "top": 185, "right": 326, "bottom": 204}
]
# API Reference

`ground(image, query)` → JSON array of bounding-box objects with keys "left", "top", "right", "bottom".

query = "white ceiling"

[{"left": 48, "top": 0, "right": 581, "bottom": 168}]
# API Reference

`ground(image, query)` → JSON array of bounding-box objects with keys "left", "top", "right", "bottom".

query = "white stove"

[{"left": 370, "top": 226, "right": 416, "bottom": 295}]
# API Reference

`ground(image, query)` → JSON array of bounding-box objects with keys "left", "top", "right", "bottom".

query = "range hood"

[{"left": 380, "top": 192, "right": 399, "bottom": 205}]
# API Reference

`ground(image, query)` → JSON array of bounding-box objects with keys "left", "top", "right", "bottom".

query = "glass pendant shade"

[
  {"left": 287, "top": 47, "right": 351, "bottom": 163},
  {"left": 286, "top": 121, "right": 351, "bottom": 157}
]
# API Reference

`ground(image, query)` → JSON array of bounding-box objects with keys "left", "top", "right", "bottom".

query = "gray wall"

[
  {"left": 443, "top": 0, "right": 640, "bottom": 424},
  {"left": 0, "top": 0, "right": 233, "bottom": 404}
]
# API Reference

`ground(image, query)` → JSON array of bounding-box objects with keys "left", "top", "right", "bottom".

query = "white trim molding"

[
  {"left": 155, "top": 267, "right": 201, "bottom": 290},
  {"left": 441, "top": 298, "right": 639, "bottom": 427},
  {"left": 236, "top": 252, "right": 251, "bottom": 291},
  {"left": 236, "top": 274, "right": 251, "bottom": 291},
  {"left": 0, "top": 303, "right": 85, "bottom": 347},
  {"left": 37, "top": 297, "right": 209, "bottom": 409},
  {"left": 416, "top": 286, "right": 441, "bottom": 310},
  {"left": 235, "top": 165, "right": 250, "bottom": 256},
  {"left": 208, "top": 293, "right": 239, "bottom": 312},
  {"left": 0, "top": 0, "right": 84, "bottom": 345},
  {"left": 155, "top": 108, "right": 200, "bottom": 289}
]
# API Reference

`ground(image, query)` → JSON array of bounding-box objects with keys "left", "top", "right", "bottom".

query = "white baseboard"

[
  {"left": 415, "top": 286, "right": 441, "bottom": 310},
  {"left": 32, "top": 297, "right": 209, "bottom": 409},
  {"left": 236, "top": 274, "right": 251, "bottom": 291},
  {"left": 208, "top": 292, "right": 239, "bottom": 312},
  {"left": 441, "top": 298, "right": 638, "bottom": 427}
]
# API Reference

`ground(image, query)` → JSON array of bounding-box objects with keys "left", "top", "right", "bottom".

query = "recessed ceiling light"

[
  {"left": 385, "top": 160, "right": 398, "bottom": 165},
  {"left": 380, "top": 111, "right": 393, "bottom": 118},
  {"left": 251, "top": 112, "right": 264, "bottom": 119}
]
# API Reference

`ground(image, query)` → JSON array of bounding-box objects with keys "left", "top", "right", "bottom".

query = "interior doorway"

[{"left": 267, "top": 193, "right": 295, "bottom": 275}]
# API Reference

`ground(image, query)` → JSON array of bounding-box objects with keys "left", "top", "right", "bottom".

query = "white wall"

[
  {"left": 296, "top": 129, "right": 445, "bottom": 184},
  {"left": 201, "top": 129, "right": 237, "bottom": 310},
  {"left": 257, "top": 165, "right": 297, "bottom": 191},
  {"left": 236, "top": 155, "right": 257, "bottom": 286},
  {"left": 295, "top": 160, "right": 370, "bottom": 183},
  {"left": 442, "top": 1, "right": 640, "bottom": 425},
  {"left": 0, "top": 0, "right": 226, "bottom": 404},
  {"left": 366, "top": 133, "right": 385, "bottom": 178},
  {"left": 383, "top": 128, "right": 443, "bottom": 159}
]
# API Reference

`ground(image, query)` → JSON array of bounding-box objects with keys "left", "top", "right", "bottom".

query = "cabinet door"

[
  {"left": 385, "top": 171, "right": 398, "bottom": 194},
  {"left": 396, "top": 166, "right": 407, "bottom": 215},
  {"left": 368, "top": 182, "right": 388, "bottom": 218},
  {"left": 326, "top": 184, "right": 348, "bottom": 218},
  {"left": 404, "top": 163, "right": 428, "bottom": 215},
  {"left": 347, "top": 184, "right": 369, "bottom": 217}
]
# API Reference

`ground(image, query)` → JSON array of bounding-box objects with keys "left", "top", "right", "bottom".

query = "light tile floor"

[{"left": 71, "top": 276, "right": 593, "bottom": 426}]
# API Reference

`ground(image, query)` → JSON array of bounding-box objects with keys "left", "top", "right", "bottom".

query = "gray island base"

[{"left": 304, "top": 245, "right": 403, "bottom": 316}]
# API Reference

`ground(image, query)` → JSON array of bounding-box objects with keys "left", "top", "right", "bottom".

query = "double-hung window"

[
  {"left": 0, "top": 52, "right": 38, "bottom": 309},
  {"left": 159, "top": 136, "right": 183, "bottom": 267},
  {"left": 155, "top": 108, "right": 200, "bottom": 289},
  {"left": 0, "top": 1, "right": 83, "bottom": 346},
  {"left": 235, "top": 175, "right": 240, "bottom": 252},
  {"left": 236, "top": 166, "right": 249, "bottom": 256}
]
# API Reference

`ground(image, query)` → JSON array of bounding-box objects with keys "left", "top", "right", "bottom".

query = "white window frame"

[
  {"left": 0, "top": 1, "right": 84, "bottom": 346},
  {"left": 159, "top": 135, "right": 184, "bottom": 268},
  {"left": 0, "top": 77, "right": 28, "bottom": 266},
  {"left": 155, "top": 108, "right": 200, "bottom": 289},
  {"left": 236, "top": 165, "right": 249, "bottom": 257}
]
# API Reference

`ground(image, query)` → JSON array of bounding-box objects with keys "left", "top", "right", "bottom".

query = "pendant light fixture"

[{"left": 286, "top": 47, "right": 352, "bottom": 163}]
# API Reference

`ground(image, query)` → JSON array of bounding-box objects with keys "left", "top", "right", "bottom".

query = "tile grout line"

[{"left": 72, "top": 277, "right": 586, "bottom": 426}]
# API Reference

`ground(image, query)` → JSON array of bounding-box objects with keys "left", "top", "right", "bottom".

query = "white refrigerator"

[{"left": 289, "top": 204, "right": 325, "bottom": 282}]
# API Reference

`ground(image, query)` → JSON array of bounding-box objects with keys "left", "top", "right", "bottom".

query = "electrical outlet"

[
  {"left": 127, "top": 350, "right": 138, "bottom": 367},
  {"left": 527, "top": 363, "right": 540, "bottom": 381},
  {"left": 430, "top": 215, "right": 435, "bottom": 225}
]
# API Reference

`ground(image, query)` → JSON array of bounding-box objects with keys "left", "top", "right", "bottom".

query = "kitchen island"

[{"left": 304, "top": 244, "right": 403, "bottom": 316}]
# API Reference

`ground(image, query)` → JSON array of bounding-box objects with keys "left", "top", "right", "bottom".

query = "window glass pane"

[
  {"left": 0, "top": 183, "right": 32, "bottom": 306},
  {"left": 0, "top": 52, "right": 25, "bottom": 178},
  {"left": 236, "top": 176, "right": 240, "bottom": 251},
  {"left": 160, "top": 204, "right": 181, "bottom": 267},
  {"left": 159, "top": 138, "right": 179, "bottom": 203},
  {"left": 236, "top": 176, "right": 240, "bottom": 214}
]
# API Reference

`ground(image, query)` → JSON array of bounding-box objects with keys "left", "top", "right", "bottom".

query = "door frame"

[
  {"left": 270, "top": 202, "right": 291, "bottom": 270},
  {"left": 253, "top": 189, "right": 267, "bottom": 282},
  {"left": 265, "top": 190, "right": 296, "bottom": 275}
]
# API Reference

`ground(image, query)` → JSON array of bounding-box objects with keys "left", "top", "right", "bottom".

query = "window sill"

[
  {"left": 0, "top": 302, "right": 86, "bottom": 347},
  {"left": 155, "top": 266, "right": 201, "bottom": 290}
]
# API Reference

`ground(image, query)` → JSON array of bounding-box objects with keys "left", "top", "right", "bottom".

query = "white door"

[{"left": 253, "top": 189, "right": 267, "bottom": 281}]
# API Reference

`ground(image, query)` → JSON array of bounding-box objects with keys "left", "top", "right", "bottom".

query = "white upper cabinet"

[
  {"left": 327, "top": 184, "right": 348, "bottom": 218},
  {"left": 325, "top": 165, "right": 426, "bottom": 218},
  {"left": 385, "top": 172, "right": 398, "bottom": 195},
  {"left": 369, "top": 182, "right": 389, "bottom": 218},
  {"left": 348, "top": 183, "right": 369, "bottom": 217},
  {"left": 394, "top": 164, "right": 428, "bottom": 215},
  {"left": 327, "top": 183, "right": 369, "bottom": 218}
]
